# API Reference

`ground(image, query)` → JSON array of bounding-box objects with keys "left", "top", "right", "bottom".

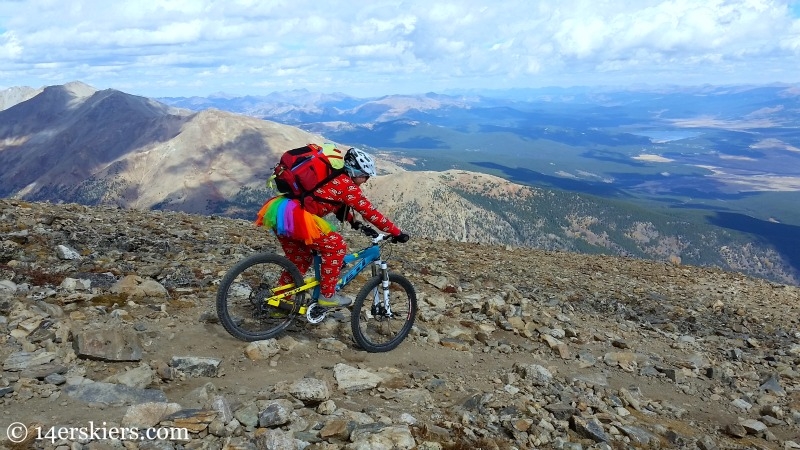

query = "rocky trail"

[{"left": 1, "top": 199, "right": 799, "bottom": 450}]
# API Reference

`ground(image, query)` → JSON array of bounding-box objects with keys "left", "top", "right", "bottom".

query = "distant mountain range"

[
  {"left": 157, "top": 84, "right": 800, "bottom": 218},
  {"left": 157, "top": 83, "right": 800, "bottom": 284},
  {"left": 0, "top": 82, "right": 326, "bottom": 215},
  {"left": 1, "top": 81, "right": 799, "bottom": 285}
]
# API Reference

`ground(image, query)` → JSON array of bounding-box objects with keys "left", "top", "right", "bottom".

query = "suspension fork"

[{"left": 372, "top": 260, "right": 392, "bottom": 315}]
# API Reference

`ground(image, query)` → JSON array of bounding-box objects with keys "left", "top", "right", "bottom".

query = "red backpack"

[{"left": 270, "top": 143, "right": 345, "bottom": 205}]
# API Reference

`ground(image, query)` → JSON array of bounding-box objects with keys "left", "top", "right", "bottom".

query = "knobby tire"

[
  {"left": 216, "top": 253, "right": 305, "bottom": 342},
  {"left": 351, "top": 272, "right": 417, "bottom": 352}
]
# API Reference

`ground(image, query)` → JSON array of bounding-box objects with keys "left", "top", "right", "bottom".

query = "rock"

[
  {"left": 60, "top": 277, "right": 91, "bottom": 291},
  {"left": 676, "top": 353, "right": 709, "bottom": 370},
  {"left": 612, "top": 338, "right": 631, "bottom": 349},
  {"left": 603, "top": 351, "right": 647, "bottom": 372},
  {"left": 619, "top": 388, "right": 643, "bottom": 412},
  {"left": 253, "top": 428, "right": 297, "bottom": 449},
  {"left": 289, "top": 377, "right": 330, "bottom": 405},
  {"left": 3, "top": 351, "right": 57, "bottom": 370},
  {"left": 122, "top": 402, "right": 183, "bottom": 428},
  {"left": 739, "top": 419, "right": 767, "bottom": 435},
  {"left": 73, "top": 329, "right": 144, "bottom": 361},
  {"left": 64, "top": 381, "right": 167, "bottom": 405},
  {"left": 541, "top": 334, "right": 570, "bottom": 359},
  {"left": 233, "top": 404, "right": 259, "bottom": 428},
  {"left": 44, "top": 373, "right": 67, "bottom": 385},
  {"left": 333, "top": 363, "right": 383, "bottom": 392},
  {"left": 512, "top": 363, "right": 553, "bottom": 386},
  {"left": 243, "top": 339, "right": 280, "bottom": 360},
  {"left": 0, "top": 279, "right": 17, "bottom": 294},
  {"left": 439, "top": 337, "right": 471, "bottom": 351},
  {"left": 572, "top": 372, "right": 608, "bottom": 387},
  {"left": 110, "top": 275, "right": 168, "bottom": 299},
  {"left": 317, "top": 399, "right": 337, "bottom": 415},
  {"left": 55, "top": 245, "right": 81, "bottom": 260},
  {"left": 731, "top": 398, "right": 753, "bottom": 411},
  {"left": 759, "top": 374, "right": 786, "bottom": 396},
  {"left": 258, "top": 399, "right": 294, "bottom": 427},
  {"left": 619, "top": 425, "right": 657, "bottom": 446},
  {"left": 570, "top": 416, "right": 609, "bottom": 443},
  {"left": 210, "top": 395, "right": 235, "bottom": 423},
  {"left": 318, "top": 337, "right": 348, "bottom": 352},
  {"left": 724, "top": 423, "right": 748, "bottom": 438},
  {"left": 19, "top": 361, "right": 68, "bottom": 379},
  {"left": 545, "top": 403, "right": 579, "bottom": 421},
  {"left": 349, "top": 424, "right": 416, "bottom": 450},
  {"left": 696, "top": 434, "right": 719, "bottom": 450},
  {"left": 169, "top": 356, "right": 221, "bottom": 377},
  {"left": 161, "top": 409, "right": 217, "bottom": 433},
  {"left": 425, "top": 276, "right": 449, "bottom": 291},
  {"left": 104, "top": 364, "right": 155, "bottom": 388},
  {"left": 320, "top": 419, "right": 355, "bottom": 440},
  {"left": 655, "top": 365, "right": 679, "bottom": 382},
  {"left": 394, "top": 388, "right": 434, "bottom": 406}
]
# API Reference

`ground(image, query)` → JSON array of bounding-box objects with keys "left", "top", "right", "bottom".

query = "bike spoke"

[
  {"left": 351, "top": 274, "right": 417, "bottom": 352},
  {"left": 217, "top": 254, "right": 305, "bottom": 341}
]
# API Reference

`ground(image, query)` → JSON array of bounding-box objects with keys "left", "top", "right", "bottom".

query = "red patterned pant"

[{"left": 277, "top": 233, "right": 347, "bottom": 298}]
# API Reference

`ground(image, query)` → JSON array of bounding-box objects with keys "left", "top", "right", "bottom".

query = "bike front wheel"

[
  {"left": 351, "top": 272, "right": 417, "bottom": 352},
  {"left": 216, "top": 253, "right": 306, "bottom": 342}
]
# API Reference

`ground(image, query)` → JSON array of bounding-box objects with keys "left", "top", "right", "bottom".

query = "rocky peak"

[{"left": 0, "top": 85, "right": 41, "bottom": 112}]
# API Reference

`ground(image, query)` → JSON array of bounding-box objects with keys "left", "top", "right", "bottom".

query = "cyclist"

[{"left": 256, "top": 147, "right": 410, "bottom": 307}]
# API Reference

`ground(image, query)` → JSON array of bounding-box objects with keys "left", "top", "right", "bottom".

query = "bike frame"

[
  {"left": 313, "top": 244, "right": 381, "bottom": 299},
  {"left": 264, "top": 237, "right": 389, "bottom": 315}
]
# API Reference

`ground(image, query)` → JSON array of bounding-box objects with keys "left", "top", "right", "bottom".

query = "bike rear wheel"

[
  {"left": 216, "top": 253, "right": 306, "bottom": 342},
  {"left": 351, "top": 272, "right": 417, "bottom": 352}
]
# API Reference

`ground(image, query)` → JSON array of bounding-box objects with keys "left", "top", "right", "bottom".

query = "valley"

[{"left": 1, "top": 82, "right": 799, "bottom": 285}]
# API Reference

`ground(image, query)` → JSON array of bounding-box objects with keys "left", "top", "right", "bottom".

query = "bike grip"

[{"left": 391, "top": 232, "right": 410, "bottom": 243}]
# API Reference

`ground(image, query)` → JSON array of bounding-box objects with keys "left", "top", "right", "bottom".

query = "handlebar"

[
  {"left": 359, "top": 225, "right": 386, "bottom": 243},
  {"left": 372, "top": 233, "right": 409, "bottom": 244},
  {"left": 357, "top": 223, "right": 408, "bottom": 244}
]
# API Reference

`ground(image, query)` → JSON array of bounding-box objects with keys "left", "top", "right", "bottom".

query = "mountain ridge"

[{"left": 1, "top": 82, "right": 798, "bottom": 285}]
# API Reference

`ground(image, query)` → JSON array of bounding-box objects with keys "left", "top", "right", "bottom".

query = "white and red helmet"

[{"left": 344, "top": 148, "right": 377, "bottom": 177}]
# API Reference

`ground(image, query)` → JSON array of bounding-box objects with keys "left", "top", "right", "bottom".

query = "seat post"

[{"left": 311, "top": 251, "right": 322, "bottom": 300}]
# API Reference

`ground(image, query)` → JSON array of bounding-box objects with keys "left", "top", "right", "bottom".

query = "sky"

[{"left": 1, "top": 0, "right": 800, "bottom": 98}]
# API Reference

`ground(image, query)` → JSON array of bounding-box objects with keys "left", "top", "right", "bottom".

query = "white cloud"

[
  {"left": 633, "top": 154, "right": 675, "bottom": 163},
  {"left": 0, "top": 31, "right": 22, "bottom": 59},
  {"left": 1, "top": 0, "right": 799, "bottom": 96}
]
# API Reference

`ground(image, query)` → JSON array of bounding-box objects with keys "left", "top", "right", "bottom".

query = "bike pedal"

[{"left": 305, "top": 303, "right": 328, "bottom": 324}]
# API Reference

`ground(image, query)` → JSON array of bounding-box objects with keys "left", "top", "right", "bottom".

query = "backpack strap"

[{"left": 299, "top": 168, "right": 347, "bottom": 206}]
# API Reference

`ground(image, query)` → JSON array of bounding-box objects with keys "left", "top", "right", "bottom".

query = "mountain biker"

[{"left": 256, "top": 147, "right": 410, "bottom": 307}]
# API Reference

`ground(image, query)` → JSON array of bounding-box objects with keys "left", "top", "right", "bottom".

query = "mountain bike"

[{"left": 216, "top": 227, "right": 417, "bottom": 352}]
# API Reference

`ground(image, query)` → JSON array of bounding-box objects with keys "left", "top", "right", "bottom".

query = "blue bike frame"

[
  {"left": 311, "top": 245, "right": 381, "bottom": 300},
  {"left": 261, "top": 234, "right": 398, "bottom": 320}
]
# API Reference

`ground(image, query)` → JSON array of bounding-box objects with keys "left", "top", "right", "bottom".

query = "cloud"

[
  {"left": 0, "top": 30, "right": 22, "bottom": 59},
  {"left": 1, "top": 0, "right": 799, "bottom": 97},
  {"left": 633, "top": 154, "right": 675, "bottom": 163}
]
